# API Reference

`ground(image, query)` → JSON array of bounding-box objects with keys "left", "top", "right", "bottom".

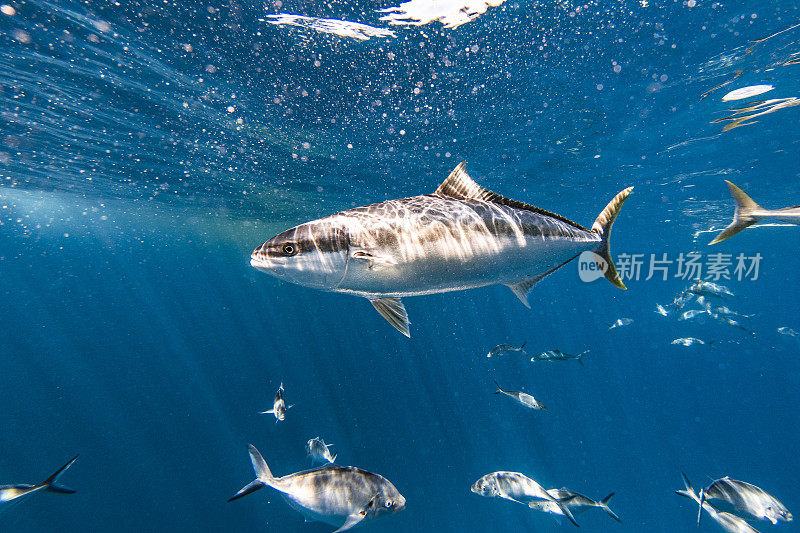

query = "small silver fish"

[
  {"left": 260, "top": 382, "right": 293, "bottom": 422},
  {"left": 528, "top": 488, "right": 621, "bottom": 523},
  {"left": 676, "top": 473, "right": 760, "bottom": 533},
  {"left": 494, "top": 381, "right": 546, "bottom": 411},
  {"left": 671, "top": 337, "right": 706, "bottom": 346},
  {"left": 471, "top": 471, "right": 579, "bottom": 527},
  {"left": 229, "top": 445, "right": 405, "bottom": 532},
  {"left": 672, "top": 292, "right": 695, "bottom": 311},
  {"left": 712, "top": 306, "right": 752, "bottom": 318},
  {"left": 608, "top": 318, "right": 633, "bottom": 330},
  {"left": 307, "top": 437, "right": 337, "bottom": 464},
  {"left": 486, "top": 343, "right": 526, "bottom": 358},
  {"left": 531, "top": 349, "right": 589, "bottom": 366},
  {"left": 689, "top": 280, "right": 734, "bottom": 299},
  {"left": 655, "top": 303, "right": 671, "bottom": 317},
  {"left": 711, "top": 314, "right": 752, "bottom": 333},
  {"left": 777, "top": 326, "right": 799, "bottom": 337},
  {"left": 700, "top": 476, "right": 792, "bottom": 525},
  {"left": 0, "top": 455, "right": 78, "bottom": 505},
  {"left": 679, "top": 309, "right": 707, "bottom": 321}
]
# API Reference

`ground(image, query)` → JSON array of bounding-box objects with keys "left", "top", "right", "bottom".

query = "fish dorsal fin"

[{"left": 434, "top": 162, "right": 588, "bottom": 231}]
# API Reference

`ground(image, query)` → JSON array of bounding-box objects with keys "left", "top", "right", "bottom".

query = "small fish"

[
  {"left": 709, "top": 180, "right": 800, "bottom": 245},
  {"left": 251, "top": 162, "right": 633, "bottom": 337},
  {"left": 722, "top": 85, "right": 774, "bottom": 102},
  {"left": 711, "top": 314, "right": 752, "bottom": 333},
  {"left": 528, "top": 488, "right": 621, "bottom": 523},
  {"left": 712, "top": 306, "right": 752, "bottom": 318},
  {"left": 689, "top": 280, "right": 734, "bottom": 299},
  {"left": 229, "top": 445, "right": 405, "bottom": 533},
  {"left": 307, "top": 437, "right": 337, "bottom": 464},
  {"left": 700, "top": 476, "right": 792, "bottom": 525},
  {"left": 0, "top": 455, "right": 78, "bottom": 505},
  {"left": 679, "top": 309, "right": 707, "bottom": 321},
  {"left": 655, "top": 303, "right": 671, "bottom": 316},
  {"left": 671, "top": 337, "right": 706, "bottom": 346},
  {"left": 486, "top": 343, "right": 526, "bottom": 358},
  {"left": 672, "top": 292, "right": 695, "bottom": 311},
  {"left": 676, "top": 473, "right": 760, "bottom": 533},
  {"left": 777, "top": 326, "right": 799, "bottom": 337},
  {"left": 471, "top": 471, "right": 579, "bottom": 527},
  {"left": 260, "top": 382, "right": 293, "bottom": 422},
  {"left": 531, "top": 349, "right": 589, "bottom": 366},
  {"left": 493, "top": 381, "right": 546, "bottom": 411},
  {"left": 608, "top": 318, "right": 633, "bottom": 330}
]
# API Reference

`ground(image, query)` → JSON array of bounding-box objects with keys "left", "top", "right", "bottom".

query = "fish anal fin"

[
  {"left": 434, "top": 162, "right": 587, "bottom": 230},
  {"left": 369, "top": 297, "right": 410, "bottom": 337},
  {"left": 332, "top": 510, "right": 368, "bottom": 533}
]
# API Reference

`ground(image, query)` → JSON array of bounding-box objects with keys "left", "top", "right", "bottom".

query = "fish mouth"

[{"left": 250, "top": 250, "right": 273, "bottom": 270}]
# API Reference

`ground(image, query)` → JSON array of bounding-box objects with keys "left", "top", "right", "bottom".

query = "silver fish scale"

[{"left": 278, "top": 465, "right": 391, "bottom": 516}]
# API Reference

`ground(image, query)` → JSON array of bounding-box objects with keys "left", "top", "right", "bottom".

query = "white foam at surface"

[
  {"left": 264, "top": 14, "right": 396, "bottom": 41},
  {"left": 379, "top": 0, "right": 507, "bottom": 29}
]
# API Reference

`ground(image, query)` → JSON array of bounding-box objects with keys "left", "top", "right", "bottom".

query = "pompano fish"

[
  {"left": 528, "top": 488, "right": 621, "bottom": 523},
  {"left": 700, "top": 476, "right": 792, "bottom": 525},
  {"left": 531, "top": 349, "right": 589, "bottom": 365},
  {"left": 494, "top": 380, "right": 546, "bottom": 411},
  {"left": 260, "top": 382, "right": 293, "bottom": 422},
  {"left": 471, "top": 471, "right": 579, "bottom": 527},
  {"left": 486, "top": 343, "right": 526, "bottom": 358},
  {"left": 689, "top": 280, "right": 734, "bottom": 299},
  {"left": 307, "top": 437, "right": 337, "bottom": 464},
  {"left": 710, "top": 180, "right": 800, "bottom": 244},
  {"left": 671, "top": 337, "right": 707, "bottom": 346},
  {"left": 251, "top": 162, "right": 633, "bottom": 336},
  {"left": 675, "top": 473, "right": 760, "bottom": 533},
  {"left": 229, "top": 445, "right": 405, "bottom": 532},
  {"left": 608, "top": 318, "right": 633, "bottom": 330},
  {"left": 0, "top": 455, "right": 78, "bottom": 505}
]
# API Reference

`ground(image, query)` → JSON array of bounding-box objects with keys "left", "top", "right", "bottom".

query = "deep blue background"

[{"left": 1, "top": 0, "right": 799, "bottom": 531}]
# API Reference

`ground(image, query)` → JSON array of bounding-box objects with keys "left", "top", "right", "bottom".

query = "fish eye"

[
  {"left": 385, "top": 500, "right": 393, "bottom": 508},
  {"left": 282, "top": 243, "right": 298, "bottom": 256}
]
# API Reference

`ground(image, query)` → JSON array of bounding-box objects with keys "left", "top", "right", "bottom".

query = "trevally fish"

[
  {"left": 471, "top": 471, "right": 579, "bottom": 527},
  {"left": 229, "top": 445, "right": 405, "bottom": 532},
  {"left": 689, "top": 280, "right": 734, "bottom": 299},
  {"left": 260, "top": 382, "right": 293, "bottom": 422},
  {"left": 528, "top": 488, "right": 621, "bottom": 523},
  {"left": 710, "top": 180, "right": 800, "bottom": 244},
  {"left": 777, "top": 326, "right": 799, "bottom": 337},
  {"left": 608, "top": 318, "right": 633, "bottom": 330},
  {"left": 531, "top": 349, "right": 589, "bottom": 366},
  {"left": 0, "top": 455, "right": 78, "bottom": 505},
  {"left": 251, "top": 162, "right": 633, "bottom": 336},
  {"left": 679, "top": 309, "right": 707, "bottom": 321},
  {"left": 494, "top": 380, "right": 546, "bottom": 411},
  {"left": 486, "top": 342, "right": 526, "bottom": 358},
  {"left": 671, "top": 337, "right": 707, "bottom": 346},
  {"left": 676, "top": 473, "right": 760, "bottom": 533},
  {"left": 307, "top": 437, "right": 337, "bottom": 464},
  {"left": 700, "top": 476, "right": 792, "bottom": 525},
  {"left": 655, "top": 303, "right": 671, "bottom": 316}
]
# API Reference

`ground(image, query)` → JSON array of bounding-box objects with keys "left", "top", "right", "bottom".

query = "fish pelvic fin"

[
  {"left": 591, "top": 186, "right": 634, "bottom": 290},
  {"left": 556, "top": 499, "right": 580, "bottom": 527},
  {"left": 228, "top": 444, "right": 275, "bottom": 502},
  {"left": 709, "top": 181, "right": 762, "bottom": 245},
  {"left": 697, "top": 487, "right": 706, "bottom": 526},
  {"left": 369, "top": 297, "right": 410, "bottom": 337},
  {"left": 493, "top": 380, "right": 504, "bottom": 394},
  {"left": 599, "top": 493, "right": 622, "bottom": 523},
  {"left": 39, "top": 455, "right": 78, "bottom": 494}
]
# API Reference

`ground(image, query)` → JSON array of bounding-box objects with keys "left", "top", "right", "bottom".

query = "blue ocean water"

[{"left": 1, "top": 0, "right": 799, "bottom": 531}]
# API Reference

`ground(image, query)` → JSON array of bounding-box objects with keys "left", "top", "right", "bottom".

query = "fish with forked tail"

[
  {"left": 528, "top": 488, "right": 621, "bottom": 523},
  {"left": 0, "top": 455, "right": 78, "bottom": 506},
  {"left": 675, "top": 473, "right": 760, "bottom": 533},
  {"left": 493, "top": 380, "right": 547, "bottom": 411},
  {"left": 709, "top": 180, "right": 800, "bottom": 244},
  {"left": 531, "top": 349, "right": 589, "bottom": 365},
  {"left": 251, "top": 162, "right": 633, "bottom": 336},
  {"left": 229, "top": 445, "right": 405, "bottom": 532},
  {"left": 699, "top": 476, "right": 792, "bottom": 525},
  {"left": 260, "top": 382, "right": 293, "bottom": 422}
]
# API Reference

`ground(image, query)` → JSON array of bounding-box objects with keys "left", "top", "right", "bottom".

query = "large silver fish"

[
  {"left": 251, "top": 162, "right": 633, "bottom": 336},
  {"left": 710, "top": 180, "right": 800, "bottom": 244},
  {"left": 0, "top": 455, "right": 78, "bottom": 505},
  {"left": 675, "top": 473, "right": 761, "bottom": 533},
  {"left": 527, "top": 488, "right": 621, "bottom": 523},
  {"left": 700, "top": 476, "right": 792, "bottom": 525},
  {"left": 471, "top": 471, "right": 579, "bottom": 526},
  {"left": 229, "top": 445, "right": 405, "bottom": 532}
]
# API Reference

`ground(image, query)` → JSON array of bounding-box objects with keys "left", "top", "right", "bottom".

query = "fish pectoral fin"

[
  {"left": 332, "top": 511, "right": 368, "bottom": 533},
  {"left": 369, "top": 297, "right": 411, "bottom": 337},
  {"left": 352, "top": 250, "right": 396, "bottom": 270}
]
